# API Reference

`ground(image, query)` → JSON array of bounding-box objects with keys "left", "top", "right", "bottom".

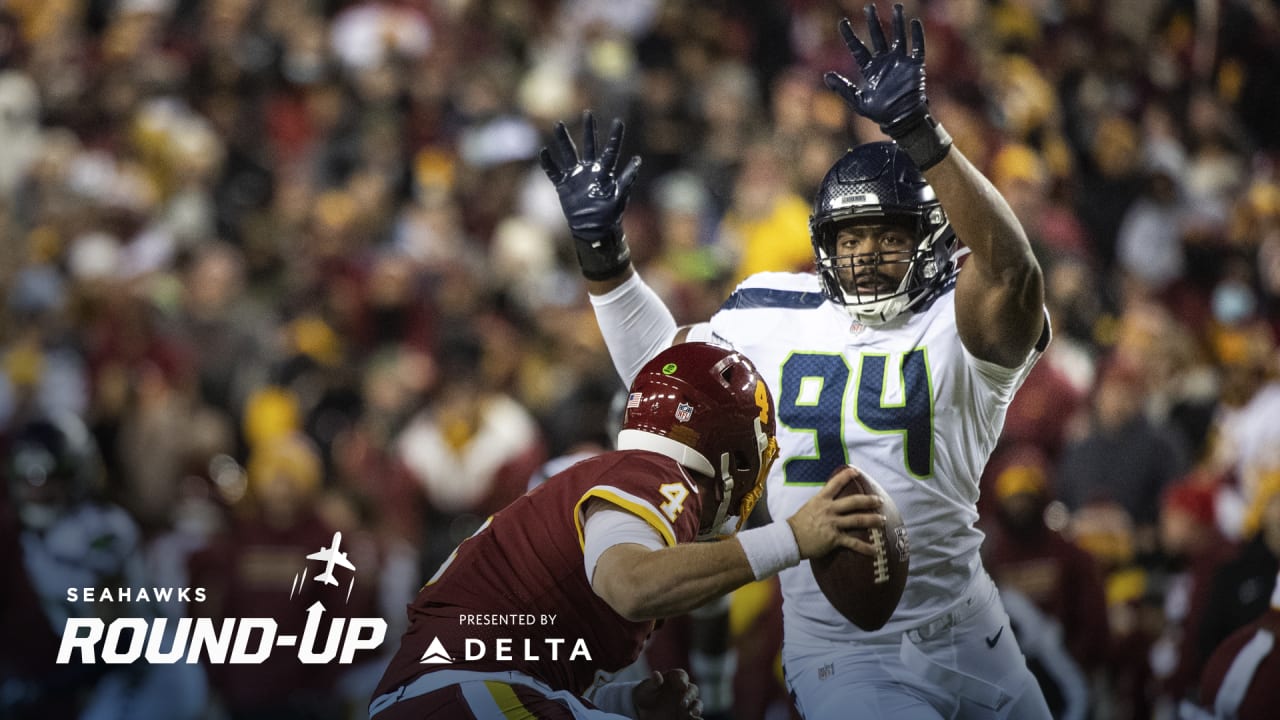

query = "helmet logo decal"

[
  {"left": 675, "top": 402, "right": 693, "bottom": 423},
  {"left": 754, "top": 380, "right": 770, "bottom": 424},
  {"left": 662, "top": 363, "right": 677, "bottom": 375},
  {"left": 626, "top": 392, "right": 642, "bottom": 409}
]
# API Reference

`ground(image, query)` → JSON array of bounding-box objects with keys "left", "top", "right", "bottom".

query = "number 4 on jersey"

[
  {"left": 778, "top": 349, "right": 934, "bottom": 485},
  {"left": 658, "top": 482, "right": 689, "bottom": 522}
]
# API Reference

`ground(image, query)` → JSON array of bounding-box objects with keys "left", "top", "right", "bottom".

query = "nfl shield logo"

[{"left": 675, "top": 402, "right": 693, "bottom": 422}]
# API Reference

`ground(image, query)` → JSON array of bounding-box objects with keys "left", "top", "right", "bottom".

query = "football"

[{"left": 809, "top": 466, "right": 910, "bottom": 631}]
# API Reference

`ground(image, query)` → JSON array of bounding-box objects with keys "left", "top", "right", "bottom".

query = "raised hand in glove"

[
  {"left": 539, "top": 111, "right": 641, "bottom": 281},
  {"left": 824, "top": 3, "right": 952, "bottom": 170}
]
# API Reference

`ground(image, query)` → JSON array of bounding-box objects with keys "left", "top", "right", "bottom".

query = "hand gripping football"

[{"left": 809, "top": 467, "right": 910, "bottom": 630}]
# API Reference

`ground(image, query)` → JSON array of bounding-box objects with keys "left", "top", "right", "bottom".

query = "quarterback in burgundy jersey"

[
  {"left": 370, "top": 343, "right": 885, "bottom": 719},
  {"left": 375, "top": 451, "right": 702, "bottom": 695}
]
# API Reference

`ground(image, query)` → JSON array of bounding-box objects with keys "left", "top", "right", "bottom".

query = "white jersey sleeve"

[
  {"left": 683, "top": 322, "right": 720, "bottom": 345},
  {"left": 588, "top": 273, "right": 679, "bottom": 385}
]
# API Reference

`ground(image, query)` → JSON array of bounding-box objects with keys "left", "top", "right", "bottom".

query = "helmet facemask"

[
  {"left": 813, "top": 207, "right": 953, "bottom": 324},
  {"left": 701, "top": 415, "right": 778, "bottom": 540}
]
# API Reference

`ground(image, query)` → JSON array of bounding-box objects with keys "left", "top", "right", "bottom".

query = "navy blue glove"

[
  {"left": 539, "top": 111, "right": 641, "bottom": 281},
  {"left": 824, "top": 3, "right": 952, "bottom": 170}
]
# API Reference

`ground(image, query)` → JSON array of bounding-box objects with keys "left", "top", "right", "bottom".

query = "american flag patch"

[{"left": 627, "top": 392, "right": 642, "bottom": 409}]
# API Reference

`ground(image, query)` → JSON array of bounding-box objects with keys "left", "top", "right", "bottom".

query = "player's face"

[{"left": 831, "top": 219, "right": 919, "bottom": 299}]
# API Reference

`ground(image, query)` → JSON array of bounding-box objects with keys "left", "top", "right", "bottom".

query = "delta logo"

[
  {"left": 56, "top": 531, "right": 387, "bottom": 665},
  {"left": 418, "top": 636, "right": 591, "bottom": 664}
]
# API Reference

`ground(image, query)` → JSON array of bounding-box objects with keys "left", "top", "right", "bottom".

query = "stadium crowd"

[{"left": 0, "top": 1, "right": 1278, "bottom": 718}]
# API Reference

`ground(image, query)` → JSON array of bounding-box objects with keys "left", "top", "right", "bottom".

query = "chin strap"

[{"left": 700, "top": 453, "right": 736, "bottom": 541}]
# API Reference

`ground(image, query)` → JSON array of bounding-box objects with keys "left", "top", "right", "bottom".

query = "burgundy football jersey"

[
  {"left": 1198, "top": 608, "right": 1280, "bottom": 719},
  {"left": 374, "top": 449, "right": 704, "bottom": 697}
]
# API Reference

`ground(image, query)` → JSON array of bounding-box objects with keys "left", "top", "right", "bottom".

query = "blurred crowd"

[{"left": 1, "top": 1, "right": 1279, "bottom": 719}]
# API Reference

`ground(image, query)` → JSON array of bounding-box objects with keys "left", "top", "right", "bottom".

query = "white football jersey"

[{"left": 688, "top": 271, "right": 1043, "bottom": 641}]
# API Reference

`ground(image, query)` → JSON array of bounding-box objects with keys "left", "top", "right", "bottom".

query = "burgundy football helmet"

[{"left": 617, "top": 342, "right": 779, "bottom": 537}]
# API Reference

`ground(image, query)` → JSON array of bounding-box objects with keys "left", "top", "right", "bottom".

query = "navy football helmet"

[
  {"left": 810, "top": 142, "right": 956, "bottom": 323},
  {"left": 5, "top": 413, "right": 102, "bottom": 529}
]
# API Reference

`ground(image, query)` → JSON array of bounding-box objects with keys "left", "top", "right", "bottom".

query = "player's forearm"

[
  {"left": 927, "top": 147, "right": 1045, "bottom": 364},
  {"left": 596, "top": 541, "right": 756, "bottom": 622},
  {"left": 924, "top": 149, "right": 1037, "bottom": 279}
]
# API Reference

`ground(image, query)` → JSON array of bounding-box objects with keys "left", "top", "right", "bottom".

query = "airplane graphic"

[{"left": 306, "top": 531, "right": 356, "bottom": 586}]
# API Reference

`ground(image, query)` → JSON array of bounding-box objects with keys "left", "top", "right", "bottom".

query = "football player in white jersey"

[{"left": 540, "top": 3, "right": 1053, "bottom": 718}]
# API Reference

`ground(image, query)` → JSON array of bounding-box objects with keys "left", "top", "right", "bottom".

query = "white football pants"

[{"left": 782, "top": 571, "right": 1052, "bottom": 720}]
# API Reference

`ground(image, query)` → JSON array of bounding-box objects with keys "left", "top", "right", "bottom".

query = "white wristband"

[{"left": 737, "top": 522, "right": 802, "bottom": 580}]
